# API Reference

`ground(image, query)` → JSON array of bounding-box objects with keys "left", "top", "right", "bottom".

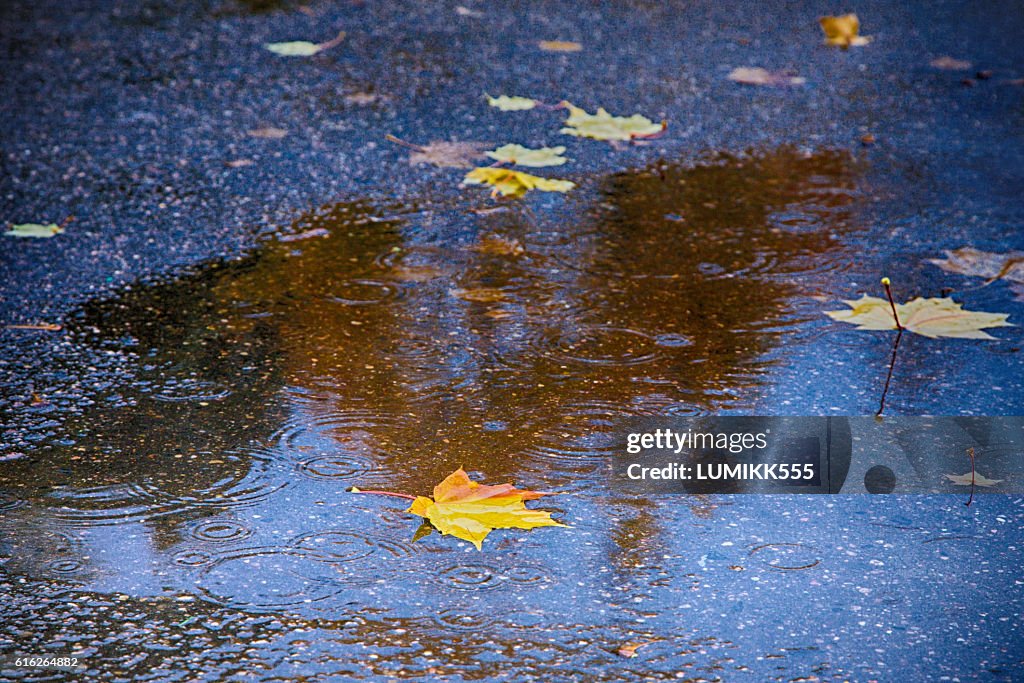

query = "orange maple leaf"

[{"left": 407, "top": 468, "right": 566, "bottom": 550}]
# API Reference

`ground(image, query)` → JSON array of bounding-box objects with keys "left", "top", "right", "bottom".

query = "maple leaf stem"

[
  {"left": 881, "top": 277, "right": 902, "bottom": 331},
  {"left": 965, "top": 447, "right": 976, "bottom": 507},
  {"left": 384, "top": 134, "right": 426, "bottom": 153},
  {"left": 316, "top": 30, "right": 347, "bottom": 52},
  {"left": 876, "top": 327, "right": 903, "bottom": 417},
  {"left": 629, "top": 121, "right": 669, "bottom": 142},
  {"left": 347, "top": 487, "right": 417, "bottom": 501}
]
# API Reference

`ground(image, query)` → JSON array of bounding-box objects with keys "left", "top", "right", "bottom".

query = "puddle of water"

[{"left": 3, "top": 149, "right": 1022, "bottom": 679}]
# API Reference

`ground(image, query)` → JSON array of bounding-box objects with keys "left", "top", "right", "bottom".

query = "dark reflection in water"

[{"left": 1, "top": 149, "right": 887, "bottom": 680}]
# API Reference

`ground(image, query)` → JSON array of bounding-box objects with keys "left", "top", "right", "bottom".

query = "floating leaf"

[
  {"left": 944, "top": 471, "right": 1003, "bottom": 487},
  {"left": 930, "top": 56, "right": 972, "bottom": 70},
  {"left": 819, "top": 14, "right": 871, "bottom": 48},
  {"left": 928, "top": 247, "right": 1024, "bottom": 300},
  {"left": 560, "top": 103, "right": 666, "bottom": 142},
  {"left": 539, "top": 40, "right": 582, "bottom": 52},
  {"left": 485, "top": 143, "right": 568, "bottom": 167},
  {"left": 407, "top": 140, "right": 489, "bottom": 168},
  {"left": 407, "top": 468, "right": 566, "bottom": 550},
  {"left": 455, "top": 6, "right": 483, "bottom": 17},
  {"left": 225, "top": 159, "right": 254, "bottom": 168},
  {"left": 5, "top": 223, "right": 63, "bottom": 238},
  {"left": 486, "top": 94, "right": 538, "bottom": 111},
  {"left": 825, "top": 295, "right": 1013, "bottom": 339},
  {"left": 463, "top": 167, "right": 575, "bottom": 198},
  {"left": 727, "top": 67, "right": 806, "bottom": 87},
  {"left": 264, "top": 30, "right": 345, "bottom": 57}
]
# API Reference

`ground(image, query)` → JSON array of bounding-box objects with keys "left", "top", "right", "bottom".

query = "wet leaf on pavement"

[
  {"left": 264, "top": 30, "right": 345, "bottom": 56},
  {"left": 944, "top": 471, "right": 1003, "bottom": 487},
  {"left": 929, "top": 247, "right": 1024, "bottom": 300},
  {"left": 486, "top": 94, "right": 539, "bottom": 111},
  {"left": 463, "top": 167, "right": 575, "bottom": 198},
  {"left": 560, "top": 103, "right": 666, "bottom": 142},
  {"left": 819, "top": 14, "right": 871, "bottom": 48},
  {"left": 406, "top": 468, "right": 566, "bottom": 550},
  {"left": 825, "top": 295, "right": 1013, "bottom": 339},
  {"left": 5, "top": 223, "right": 64, "bottom": 238},
  {"left": 485, "top": 143, "right": 568, "bottom": 167}
]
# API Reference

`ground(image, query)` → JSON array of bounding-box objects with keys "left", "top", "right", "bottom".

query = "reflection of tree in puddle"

[
  {"left": 0, "top": 149, "right": 859, "bottom": 600},
  {"left": 201, "top": 147, "right": 859, "bottom": 492}
]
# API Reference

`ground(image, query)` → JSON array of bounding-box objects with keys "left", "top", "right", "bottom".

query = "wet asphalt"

[{"left": 2, "top": 1, "right": 1024, "bottom": 680}]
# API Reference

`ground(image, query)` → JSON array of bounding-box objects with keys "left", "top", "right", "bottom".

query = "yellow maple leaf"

[
  {"left": 485, "top": 143, "right": 568, "bottom": 167},
  {"left": 825, "top": 295, "right": 1013, "bottom": 339},
  {"left": 560, "top": 103, "right": 666, "bottom": 142},
  {"left": 463, "top": 167, "right": 575, "bottom": 198},
  {"left": 407, "top": 468, "right": 566, "bottom": 550},
  {"left": 819, "top": 14, "right": 871, "bottom": 48},
  {"left": 486, "top": 94, "right": 538, "bottom": 111}
]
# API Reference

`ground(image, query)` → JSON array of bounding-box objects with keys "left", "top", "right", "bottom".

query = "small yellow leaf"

[
  {"left": 538, "top": 40, "right": 582, "bottom": 52},
  {"left": 486, "top": 94, "right": 538, "bottom": 111},
  {"left": 485, "top": 143, "right": 568, "bottom": 167},
  {"left": 264, "top": 30, "right": 345, "bottom": 57},
  {"left": 819, "top": 14, "right": 871, "bottom": 48},
  {"left": 463, "top": 167, "right": 575, "bottom": 198},
  {"left": 944, "top": 472, "right": 1003, "bottom": 487},
  {"left": 5, "top": 223, "right": 63, "bottom": 238},
  {"left": 825, "top": 295, "right": 1013, "bottom": 339},
  {"left": 560, "top": 103, "right": 666, "bottom": 142},
  {"left": 264, "top": 41, "right": 321, "bottom": 56}
]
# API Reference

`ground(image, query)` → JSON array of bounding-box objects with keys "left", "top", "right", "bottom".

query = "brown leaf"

[
  {"left": 407, "top": 141, "right": 490, "bottom": 168},
  {"left": 929, "top": 248, "right": 1024, "bottom": 295}
]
